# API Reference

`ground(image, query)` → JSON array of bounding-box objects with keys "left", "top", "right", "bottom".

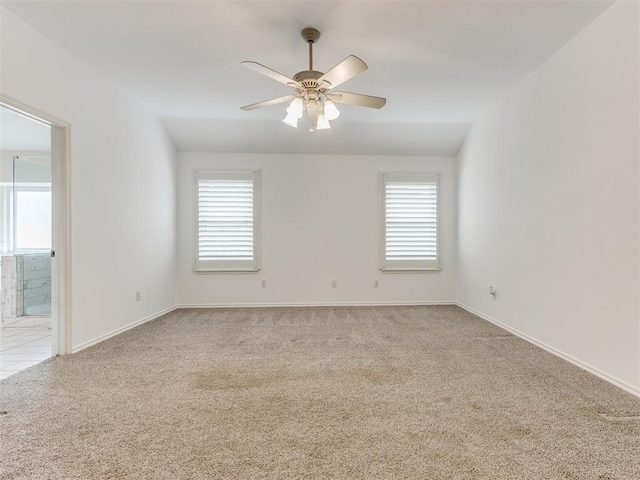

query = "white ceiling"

[
  {"left": 2, "top": 0, "right": 614, "bottom": 155},
  {"left": 0, "top": 107, "right": 51, "bottom": 151}
]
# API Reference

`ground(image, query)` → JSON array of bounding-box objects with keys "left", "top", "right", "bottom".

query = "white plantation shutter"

[
  {"left": 380, "top": 173, "right": 440, "bottom": 271},
  {"left": 195, "top": 171, "right": 260, "bottom": 271}
]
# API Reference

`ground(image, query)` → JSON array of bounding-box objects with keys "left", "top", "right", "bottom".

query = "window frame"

[
  {"left": 194, "top": 169, "right": 261, "bottom": 273},
  {"left": 379, "top": 172, "right": 441, "bottom": 273}
]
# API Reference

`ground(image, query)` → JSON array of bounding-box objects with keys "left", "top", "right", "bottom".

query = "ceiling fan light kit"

[{"left": 241, "top": 27, "right": 386, "bottom": 132}]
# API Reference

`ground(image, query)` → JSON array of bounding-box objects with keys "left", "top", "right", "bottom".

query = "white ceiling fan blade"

[
  {"left": 241, "top": 95, "right": 296, "bottom": 111},
  {"left": 327, "top": 91, "right": 386, "bottom": 109},
  {"left": 318, "top": 56, "right": 368, "bottom": 89},
  {"left": 241, "top": 61, "right": 301, "bottom": 88}
]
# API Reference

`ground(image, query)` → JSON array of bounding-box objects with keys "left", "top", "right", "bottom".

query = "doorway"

[{"left": 0, "top": 98, "right": 70, "bottom": 379}]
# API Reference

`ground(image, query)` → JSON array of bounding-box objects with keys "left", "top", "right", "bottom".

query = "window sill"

[
  {"left": 194, "top": 268, "right": 260, "bottom": 275},
  {"left": 380, "top": 267, "right": 442, "bottom": 274}
]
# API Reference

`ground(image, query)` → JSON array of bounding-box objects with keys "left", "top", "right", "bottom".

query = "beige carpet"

[{"left": 1, "top": 306, "right": 639, "bottom": 479}]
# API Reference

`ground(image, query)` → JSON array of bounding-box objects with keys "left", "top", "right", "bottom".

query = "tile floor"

[{"left": 0, "top": 328, "right": 52, "bottom": 379}]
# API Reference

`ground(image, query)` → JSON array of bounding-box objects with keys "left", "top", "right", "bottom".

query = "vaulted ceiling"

[{"left": 2, "top": 0, "right": 614, "bottom": 155}]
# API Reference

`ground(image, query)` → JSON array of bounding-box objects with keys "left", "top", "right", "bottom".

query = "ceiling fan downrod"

[{"left": 301, "top": 27, "right": 321, "bottom": 71}]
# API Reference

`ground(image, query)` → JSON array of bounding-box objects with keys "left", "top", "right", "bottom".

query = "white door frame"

[{"left": 0, "top": 94, "right": 72, "bottom": 356}]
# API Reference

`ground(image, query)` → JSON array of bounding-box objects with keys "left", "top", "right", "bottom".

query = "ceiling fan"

[{"left": 241, "top": 27, "right": 386, "bottom": 132}]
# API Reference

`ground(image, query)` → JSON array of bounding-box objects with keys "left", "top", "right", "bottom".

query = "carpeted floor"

[{"left": 1, "top": 306, "right": 639, "bottom": 479}]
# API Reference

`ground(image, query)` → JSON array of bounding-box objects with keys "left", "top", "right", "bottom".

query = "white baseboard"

[
  {"left": 177, "top": 301, "right": 456, "bottom": 309},
  {"left": 456, "top": 302, "right": 640, "bottom": 399},
  {"left": 72, "top": 305, "right": 178, "bottom": 353}
]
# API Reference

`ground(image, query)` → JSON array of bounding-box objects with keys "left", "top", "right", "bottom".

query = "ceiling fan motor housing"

[{"left": 293, "top": 70, "right": 324, "bottom": 89}]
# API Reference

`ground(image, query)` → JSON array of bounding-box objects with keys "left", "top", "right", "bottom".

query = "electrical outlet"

[
  {"left": 331, "top": 280, "right": 337, "bottom": 288},
  {"left": 261, "top": 280, "right": 267, "bottom": 288},
  {"left": 136, "top": 291, "right": 142, "bottom": 302},
  {"left": 374, "top": 280, "right": 379, "bottom": 288}
]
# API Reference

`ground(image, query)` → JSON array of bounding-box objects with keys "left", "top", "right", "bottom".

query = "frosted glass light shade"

[
  {"left": 283, "top": 113, "right": 299, "bottom": 128},
  {"left": 324, "top": 100, "right": 340, "bottom": 121},
  {"left": 286, "top": 98, "right": 304, "bottom": 118},
  {"left": 317, "top": 115, "right": 331, "bottom": 130}
]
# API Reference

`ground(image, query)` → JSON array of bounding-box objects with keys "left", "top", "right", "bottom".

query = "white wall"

[
  {"left": 457, "top": 1, "right": 640, "bottom": 392},
  {"left": 179, "top": 153, "right": 457, "bottom": 306},
  {"left": 0, "top": 8, "right": 179, "bottom": 350}
]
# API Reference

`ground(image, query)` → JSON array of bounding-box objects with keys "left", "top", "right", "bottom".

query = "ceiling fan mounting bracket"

[{"left": 301, "top": 27, "right": 321, "bottom": 44}]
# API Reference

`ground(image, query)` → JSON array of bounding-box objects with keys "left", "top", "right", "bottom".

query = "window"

[
  {"left": 380, "top": 173, "right": 440, "bottom": 271},
  {"left": 195, "top": 170, "right": 260, "bottom": 272},
  {"left": 15, "top": 187, "right": 52, "bottom": 251}
]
